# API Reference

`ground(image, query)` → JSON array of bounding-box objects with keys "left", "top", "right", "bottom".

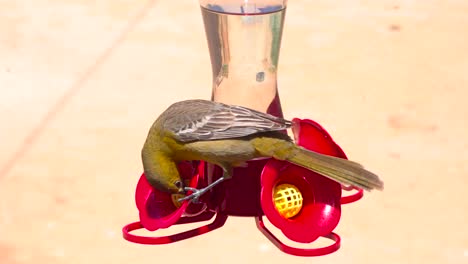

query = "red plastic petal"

[
  {"left": 292, "top": 118, "right": 347, "bottom": 159},
  {"left": 135, "top": 162, "right": 202, "bottom": 231},
  {"left": 261, "top": 160, "right": 341, "bottom": 243}
]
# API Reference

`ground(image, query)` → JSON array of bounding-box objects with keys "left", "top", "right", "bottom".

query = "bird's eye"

[{"left": 175, "top": 181, "right": 183, "bottom": 189}]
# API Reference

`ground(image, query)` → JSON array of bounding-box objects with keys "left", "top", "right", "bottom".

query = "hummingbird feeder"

[{"left": 123, "top": 0, "right": 365, "bottom": 257}]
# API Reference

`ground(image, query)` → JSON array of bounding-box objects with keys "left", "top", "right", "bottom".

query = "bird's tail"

[{"left": 253, "top": 138, "right": 384, "bottom": 191}]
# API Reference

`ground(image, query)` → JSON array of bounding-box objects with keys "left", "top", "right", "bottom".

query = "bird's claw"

[
  {"left": 183, "top": 187, "right": 199, "bottom": 192},
  {"left": 177, "top": 177, "right": 226, "bottom": 203},
  {"left": 177, "top": 187, "right": 208, "bottom": 203}
]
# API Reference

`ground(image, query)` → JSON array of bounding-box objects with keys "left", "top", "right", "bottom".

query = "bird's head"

[
  {"left": 141, "top": 147, "right": 186, "bottom": 194},
  {"left": 143, "top": 170, "right": 185, "bottom": 194}
]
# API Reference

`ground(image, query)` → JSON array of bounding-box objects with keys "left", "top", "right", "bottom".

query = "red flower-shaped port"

[
  {"left": 135, "top": 161, "right": 206, "bottom": 231},
  {"left": 260, "top": 118, "right": 347, "bottom": 243}
]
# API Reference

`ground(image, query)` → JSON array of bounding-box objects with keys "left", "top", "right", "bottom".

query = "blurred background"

[{"left": 0, "top": 0, "right": 467, "bottom": 263}]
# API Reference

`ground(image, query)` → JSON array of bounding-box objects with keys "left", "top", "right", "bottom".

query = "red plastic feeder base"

[{"left": 255, "top": 215, "right": 341, "bottom": 257}]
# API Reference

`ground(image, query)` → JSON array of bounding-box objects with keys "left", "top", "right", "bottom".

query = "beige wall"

[{"left": 0, "top": 0, "right": 466, "bottom": 263}]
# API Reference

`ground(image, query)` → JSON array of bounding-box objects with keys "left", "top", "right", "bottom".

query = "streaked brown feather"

[{"left": 160, "top": 99, "right": 291, "bottom": 142}]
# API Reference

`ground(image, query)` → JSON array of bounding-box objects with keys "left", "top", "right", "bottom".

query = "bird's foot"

[
  {"left": 177, "top": 187, "right": 208, "bottom": 203},
  {"left": 177, "top": 177, "right": 225, "bottom": 203}
]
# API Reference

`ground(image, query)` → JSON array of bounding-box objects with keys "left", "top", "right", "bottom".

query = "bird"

[{"left": 141, "top": 99, "right": 383, "bottom": 203}]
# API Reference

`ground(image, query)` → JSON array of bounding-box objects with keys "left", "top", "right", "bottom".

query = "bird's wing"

[{"left": 163, "top": 100, "right": 291, "bottom": 142}]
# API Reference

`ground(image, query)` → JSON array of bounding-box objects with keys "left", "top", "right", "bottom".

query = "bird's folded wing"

[{"left": 164, "top": 100, "right": 291, "bottom": 142}]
